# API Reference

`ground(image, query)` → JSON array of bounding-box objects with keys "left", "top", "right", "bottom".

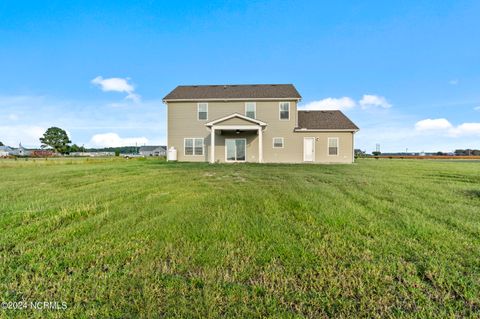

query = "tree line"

[
  {"left": 38, "top": 127, "right": 142, "bottom": 154},
  {"left": 1, "top": 127, "right": 143, "bottom": 154},
  {"left": 454, "top": 149, "right": 480, "bottom": 156}
]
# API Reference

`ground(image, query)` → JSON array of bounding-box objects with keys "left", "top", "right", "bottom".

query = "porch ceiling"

[{"left": 213, "top": 125, "right": 261, "bottom": 131}]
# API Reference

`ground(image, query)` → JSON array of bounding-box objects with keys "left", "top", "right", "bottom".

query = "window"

[
  {"left": 198, "top": 103, "right": 208, "bottom": 120},
  {"left": 273, "top": 137, "right": 284, "bottom": 148},
  {"left": 279, "top": 102, "right": 290, "bottom": 120},
  {"left": 184, "top": 138, "right": 204, "bottom": 156},
  {"left": 194, "top": 138, "right": 203, "bottom": 155},
  {"left": 245, "top": 102, "right": 256, "bottom": 119},
  {"left": 328, "top": 138, "right": 339, "bottom": 156}
]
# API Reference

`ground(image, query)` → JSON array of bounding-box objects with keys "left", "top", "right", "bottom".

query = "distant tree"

[
  {"left": 472, "top": 150, "right": 480, "bottom": 156},
  {"left": 354, "top": 149, "right": 365, "bottom": 155},
  {"left": 69, "top": 144, "right": 81, "bottom": 153},
  {"left": 354, "top": 149, "right": 365, "bottom": 159},
  {"left": 73, "top": 145, "right": 86, "bottom": 152},
  {"left": 0, "top": 141, "right": 3, "bottom": 146},
  {"left": 40, "top": 127, "right": 71, "bottom": 154},
  {"left": 372, "top": 151, "right": 381, "bottom": 156},
  {"left": 115, "top": 149, "right": 120, "bottom": 157},
  {"left": 436, "top": 151, "right": 445, "bottom": 156},
  {"left": 454, "top": 149, "right": 465, "bottom": 156}
]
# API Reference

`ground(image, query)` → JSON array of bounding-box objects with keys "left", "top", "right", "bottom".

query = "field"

[{"left": 1, "top": 158, "right": 479, "bottom": 318}]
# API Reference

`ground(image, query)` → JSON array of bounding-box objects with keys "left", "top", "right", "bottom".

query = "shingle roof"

[
  {"left": 297, "top": 110, "right": 359, "bottom": 130},
  {"left": 163, "top": 84, "right": 301, "bottom": 101}
]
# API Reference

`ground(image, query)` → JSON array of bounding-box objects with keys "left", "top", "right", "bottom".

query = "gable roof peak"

[{"left": 206, "top": 113, "right": 267, "bottom": 127}]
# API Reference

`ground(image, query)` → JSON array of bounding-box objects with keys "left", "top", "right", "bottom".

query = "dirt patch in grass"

[{"left": 464, "top": 189, "right": 480, "bottom": 199}]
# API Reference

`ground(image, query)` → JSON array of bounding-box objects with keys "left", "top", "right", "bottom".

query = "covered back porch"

[{"left": 206, "top": 113, "right": 267, "bottom": 163}]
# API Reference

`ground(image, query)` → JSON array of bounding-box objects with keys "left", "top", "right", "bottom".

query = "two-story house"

[{"left": 163, "top": 84, "right": 359, "bottom": 164}]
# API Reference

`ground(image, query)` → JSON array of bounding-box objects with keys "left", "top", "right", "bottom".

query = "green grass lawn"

[{"left": 0, "top": 158, "right": 479, "bottom": 318}]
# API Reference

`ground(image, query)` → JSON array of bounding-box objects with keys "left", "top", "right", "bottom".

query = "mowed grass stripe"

[{"left": 0, "top": 158, "right": 479, "bottom": 318}]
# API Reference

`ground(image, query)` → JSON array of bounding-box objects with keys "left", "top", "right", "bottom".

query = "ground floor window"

[
  {"left": 225, "top": 139, "right": 246, "bottom": 162},
  {"left": 328, "top": 137, "right": 339, "bottom": 155},
  {"left": 184, "top": 138, "right": 204, "bottom": 155},
  {"left": 273, "top": 137, "right": 284, "bottom": 148}
]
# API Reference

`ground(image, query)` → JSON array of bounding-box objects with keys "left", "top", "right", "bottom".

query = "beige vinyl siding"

[
  {"left": 167, "top": 100, "right": 355, "bottom": 163},
  {"left": 168, "top": 100, "right": 296, "bottom": 162},
  {"left": 263, "top": 131, "right": 354, "bottom": 163}
]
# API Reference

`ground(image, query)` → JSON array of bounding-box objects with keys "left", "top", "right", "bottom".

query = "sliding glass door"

[{"left": 225, "top": 139, "right": 246, "bottom": 162}]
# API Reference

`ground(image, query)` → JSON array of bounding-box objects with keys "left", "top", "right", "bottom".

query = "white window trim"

[
  {"left": 225, "top": 138, "right": 247, "bottom": 162},
  {"left": 328, "top": 137, "right": 339, "bottom": 156},
  {"left": 197, "top": 103, "right": 208, "bottom": 121},
  {"left": 184, "top": 137, "right": 204, "bottom": 156},
  {"left": 279, "top": 102, "right": 290, "bottom": 120},
  {"left": 245, "top": 102, "right": 256, "bottom": 119},
  {"left": 272, "top": 137, "right": 284, "bottom": 149}
]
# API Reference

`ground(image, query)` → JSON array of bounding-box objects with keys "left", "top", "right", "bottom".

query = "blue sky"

[{"left": 1, "top": 0, "right": 479, "bottom": 152}]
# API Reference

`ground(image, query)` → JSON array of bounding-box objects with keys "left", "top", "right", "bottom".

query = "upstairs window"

[
  {"left": 273, "top": 137, "right": 284, "bottom": 148},
  {"left": 328, "top": 138, "right": 339, "bottom": 156},
  {"left": 245, "top": 102, "right": 256, "bottom": 119},
  {"left": 184, "top": 138, "right": 204, "bottom": 156},
  {"left": 198, "top": 103, "right": 208, "bottom": 120},
  {"left": 279, "top": 102, "right": 290, "bottom": 120}
]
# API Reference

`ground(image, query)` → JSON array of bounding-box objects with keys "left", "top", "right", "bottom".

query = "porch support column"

[
  {"left": 210, "top": 126, "right": 215, "bottom": 163},
  {"left": 258, "top": 126, "right": 263, "bottom": 163}
]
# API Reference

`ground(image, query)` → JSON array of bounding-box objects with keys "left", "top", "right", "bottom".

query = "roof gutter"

[
  {"left": 294, "top": 128, "right": 360, "bottom": 132},
  {"left": 163, "top": 97, "right": 302, "bottom": 103}
]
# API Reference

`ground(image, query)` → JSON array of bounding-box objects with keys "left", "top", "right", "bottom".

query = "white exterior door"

[{"left": 303, "top": 137, "right": 315, "bottom": 162}]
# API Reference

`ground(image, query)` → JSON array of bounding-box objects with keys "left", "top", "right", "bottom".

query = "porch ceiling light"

[{"left": 236, "top": 129, "right": 240, "bottom": 134}]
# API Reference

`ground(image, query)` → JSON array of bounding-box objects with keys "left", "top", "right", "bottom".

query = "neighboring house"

[
  {"left": 139, "top": 146, "right": 167, "bottom": 157},
  {"left": 163, "top": 84, "right": 359, "bottom": 164},
  {"left": 10, "top": 143, "right": 31, "bottom": 156},
  {"left": 0, "top": 146, "right": 13, "bottom": 157}
]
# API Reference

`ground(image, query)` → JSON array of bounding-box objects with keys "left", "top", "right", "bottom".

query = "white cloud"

[
  {"left": 415, "top": 118, "right": 453, "bottom": 131},
  {"left": 301, "top": 94, "right": 393, "bottom": 112},
  {"left": 0, "top": 94, "right": 166, "bottom": 148},
  {"left": 449, "top": 79, "right": 459, "bottom": 85},
  {"left": 450, "top": 123, "right": 480, "bottom": 137},
  {"left": 0, "top": 125, "right": 46, "bottom": 147},
  {"left": 8, "top": 114, "right": 19, "bottom": 120},
  {"left": 359, "top": 94, "right": 392, "bottom": 109},
  {"left": 415, "top": 118, "right": 480, "bottom": 137},
  {"left": 91, "top": 76, "right": 141, "bottom": 102},
  {"left": 300, "top": 97, "right": 356, "bottom": 111},
  {"left": 474, "top": 106, "right": 480, "bottom": 111},
  {"left": 89, "top": 133, "right": 149, "bottom": 147}
]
